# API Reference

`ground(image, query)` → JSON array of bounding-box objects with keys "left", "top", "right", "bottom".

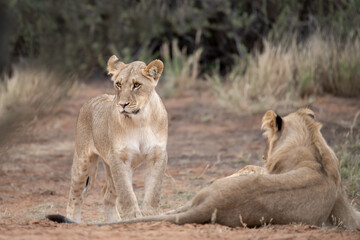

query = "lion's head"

[
  {"left": 107, "top": 55, "right": 164, "bottom": 117},
  {"left": 261, "top": 108, "right": 340, "bottom": 184}
]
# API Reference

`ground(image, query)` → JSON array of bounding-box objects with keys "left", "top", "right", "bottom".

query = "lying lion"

[{"left": 48, "top": 108, "right": 360, "bottom": 229}]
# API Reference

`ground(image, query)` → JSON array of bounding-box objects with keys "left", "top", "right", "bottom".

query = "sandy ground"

[{"left": 0, "top": 80, "right": 359, "bottom": 239}]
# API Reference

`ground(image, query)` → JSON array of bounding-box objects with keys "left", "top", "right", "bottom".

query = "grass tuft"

[
  {"left": 159, "top": 39, "right": 202, "bottom": 98},
  {"left": 209, "top": 32, "right": 360, "bottom": 113},
  {"left": 0, "top": 64, "right": 77, "bottom": 148},
  {"left": 337, "top": 135, "right": 360, "bottom": 198}
]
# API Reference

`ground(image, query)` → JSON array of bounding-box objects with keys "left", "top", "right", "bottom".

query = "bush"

[
  {"left": 209, "top": 32, "right": 360, "bottom": 113},
  {"left": 159, "top": 39, "right": 202, "bottom": 98},
  {"left": 4, "top": 0, "right": 360, "bottom": 76},
  {"left": 0, "top": 64, "right": 77, "bottom": 147}
]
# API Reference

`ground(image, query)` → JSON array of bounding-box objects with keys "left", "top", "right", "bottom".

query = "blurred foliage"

[
  {"left": 209, "top": 33, "right": 360, "bottom": 113},
  {"left": 337, "top": 128, "right": 360, "bottom": 198},
  {"left": 159, "top": 39, "right": 202, "bottom": 98},
  {"left": 3, "top": 0, "right": 360, "bottom": 77},
  {"left": 0, "top": 63, "right": 78, "bottom": 147}
]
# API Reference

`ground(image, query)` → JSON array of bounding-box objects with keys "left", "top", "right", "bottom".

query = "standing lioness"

[{"left": 66, "top": 56, "right": 168, "bottom": 222}]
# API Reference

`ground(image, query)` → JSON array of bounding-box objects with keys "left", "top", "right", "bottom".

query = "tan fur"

[
  {"left": 102, "top": 108, "right": 359, "bottom": 229},
  {"left": 66, "top": 56, "right": 168, "bottom": 223},
  {"left": 226, "top": 165, "right": 266, "bottom": 178}
]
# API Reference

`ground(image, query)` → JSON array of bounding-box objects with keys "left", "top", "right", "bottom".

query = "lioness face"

[
  {"left": 261, "top": 108, "right": 319, "bottom": 162},
  {"left": 107, "top": 55, "right": 164, "bottom": 117}
]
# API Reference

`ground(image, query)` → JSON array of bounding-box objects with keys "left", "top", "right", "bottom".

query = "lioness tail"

[{"left": 46, "top": 214, "right": 77, "bottom": 223}]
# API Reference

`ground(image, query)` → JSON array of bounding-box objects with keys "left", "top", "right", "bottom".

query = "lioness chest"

[
  {"left": 87, "top": 95, "right": 167, "bottom": 168},
  {"left": 111, "top": 125, "right": 166, "bottom": 168}
]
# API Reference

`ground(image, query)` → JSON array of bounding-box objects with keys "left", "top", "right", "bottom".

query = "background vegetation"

[
  {"left": 0, "top": 0, "right": 358, "bottom": 104},
  {"left": 2, "top": 0, "right": 359, "bottom": 75},
  {"left": 0, "top": 0, "right": 359, "bottom": 200}
]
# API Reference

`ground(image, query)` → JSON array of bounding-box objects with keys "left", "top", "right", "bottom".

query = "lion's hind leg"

[
  {"left": 82, "top": 156, "right": 99, "bottom": 197},
  {"left": 66, "top": 153, "right": 98, "bottom": 222}
]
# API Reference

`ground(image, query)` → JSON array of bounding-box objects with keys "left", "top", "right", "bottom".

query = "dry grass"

[
  {"left": 333, "top": 111, "right": 360, "bottom": 198},
  {"left": 208, "top": 42, "right": 298, "bottom": 113},
  {"left": 209, "top": 32, "right": 360, "bottom": 113},
  {"left": 337, "top": 134, "right": 360, "bottom": 198},
  {"left": 295, "top": 33, "right": 360, "bottom": 97},
  {"left": 159, "top": 39, "right": 202, "bottom": 98},
  {"left": 0, "top": 64, "right": 77, "bottom": 147}
]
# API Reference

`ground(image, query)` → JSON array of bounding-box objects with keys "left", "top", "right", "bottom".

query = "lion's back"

[
  {"left": 74, "top": 94, "right": 114, "bottom": 151},
  {"left": 83, "top": 94, "right": 114, "bottom": 112},
  {"left": 79, "top": 94, "right": 113, "bottom": 119}
]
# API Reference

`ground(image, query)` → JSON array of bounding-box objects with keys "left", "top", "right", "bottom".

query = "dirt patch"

[
  {"left": 0, "top": 81, "right": 359, "bottom": 239},
  {"left": 1, "top": 222, "right": 359, "bottom": 240}
]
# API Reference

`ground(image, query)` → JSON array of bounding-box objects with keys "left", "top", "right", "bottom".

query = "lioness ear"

[
  {"left": 142, "top": 59, "right": 164, "bottom": 83},
  {"left": 298, "top": 108, "right": 316, "bottom": 120},
  {"left": 307, "top": 113, "right": 315, "bottom": 119},
  {"left": 261, "top": 110, "right": 282, "bottom": 132},
  {"left": 107, "top": 55, "right": 126, "bottom": 76}
]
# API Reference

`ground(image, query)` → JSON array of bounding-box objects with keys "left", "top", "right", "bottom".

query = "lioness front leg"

[
  {"left": 103, "top": 163, "right": 120, "bottom": 222},
  {"left": 109, "top": 151, "right": 142, "bottom": 220},
  {"left": 142, "top": 147, "right": 167, "bottom": 216}
]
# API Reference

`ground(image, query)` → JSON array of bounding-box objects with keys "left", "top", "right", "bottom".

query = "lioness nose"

[{"left": 119, "top": 102, "right": 129, "bottom": 108}]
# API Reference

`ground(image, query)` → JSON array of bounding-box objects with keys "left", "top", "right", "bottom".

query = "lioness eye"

[
  {"left": 115, "top": 82, "right": 122, "bottom": 88},
  {"left": 133, "top": 82, "right": 141, "bottom": 89}
]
